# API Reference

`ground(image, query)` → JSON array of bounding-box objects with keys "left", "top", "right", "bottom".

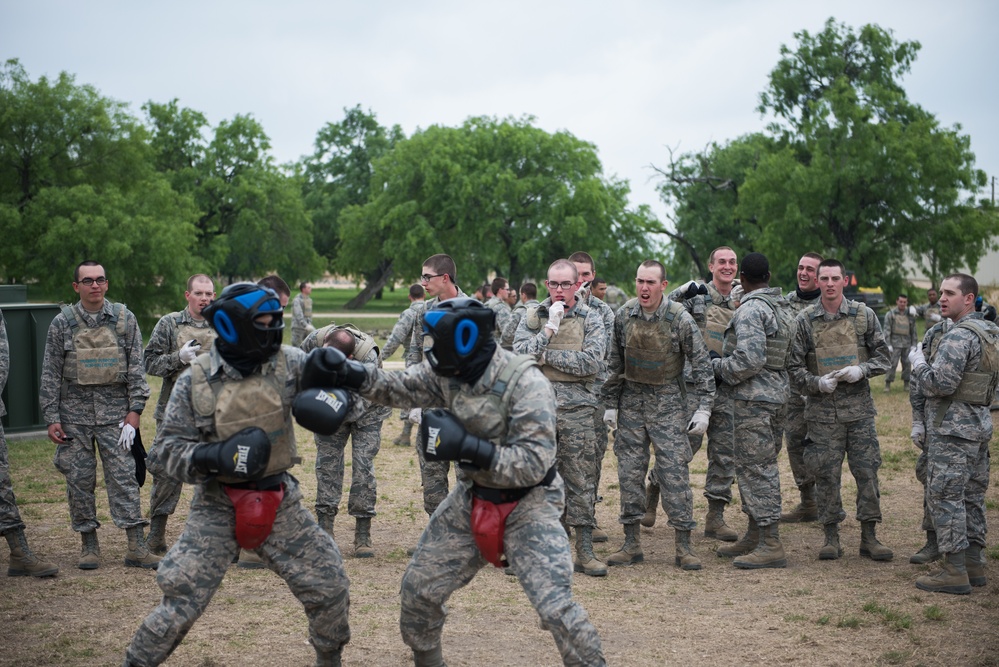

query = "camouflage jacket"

[
  {"left": 143, "top": 307, "right": 213, "bottom": 421},
  {"left": 360, "top": 346, "right": 557, "bottom": 490},
  {"left": 602, "top": 295, "right": 715, "bottom": 415},
  {"left": 883, "top": 307, "right": 918, "bottom": 348},
  {"left": 406, "top": 288, "right": 468, "bottom": 368},
  {"left": 381, "top": 301, "right": 424, "bottom": 360},
  {"left": 786, "top": 289, "right": 820, "bottom": 315},
  {"left": 0, "top": 309, "right": 8, "bottom": 417},
  {"left": 291, "top": 293, "right": 313, "bottom": 333},
  {"left": 788, "top": 299, "right": 890, "bottom": 423},
  {"left": 40, "top": 300, "right": 150, "bottom": 426},
  {"left": 502, "top": 299, "right": 538, "bottom": 350},
  {"left": 714, "top": 287, "right": 789, "bottom": 405},
  {"left": 910, "top": 320, "right": 950, "bottom": 427},
  {"left": 484, "top": 296, "right": 513, "bottom": 347}
]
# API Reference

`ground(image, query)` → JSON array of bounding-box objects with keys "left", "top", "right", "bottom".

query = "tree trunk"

[{"left": 344, "top": 260, "right": 394, "bottom": 309}]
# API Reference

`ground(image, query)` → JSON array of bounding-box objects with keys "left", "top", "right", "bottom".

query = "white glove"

[
  {"left": 908, "top": 306, "right": 917, "bottom": 317},
  {"left": 686, "top": 409, "right": 710, "bottom": 436},
  {"left": 887, "top": 345, "right": 893, "bottom": 354},
  {"left": 545, "top": 301, "right": 565, "bottom": 334},
  {"left": 817, "top": 374, "right": 838, "bottom": 393},
  {"left": 603, "top": 409, "right": 618, "bottom": 428},
  {"left": 178, "top": 339, "right": 200, "bottom": 365},
  {"left": 408, "top": 408, "right": 423, "bottom": 425},
  {"left": 117, "top": 421, "right": 136, "bottom": 452},
  {"left": 929, "top": 313, "right": 942, "bottom": 323},
  {"left": 833, "top": 366, "right": 864, "bottom": 383},
  {"left": 910, "top": 422, "right": 925, "bottom": 449},
  {"left": 908, "top": 345, "right": 926, "bottom": 370}
]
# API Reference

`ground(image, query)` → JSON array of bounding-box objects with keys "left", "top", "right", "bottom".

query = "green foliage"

[
  {"left": 862, "top": 601, "right": 912, "bottom": 631},
  {"left": 923, "top": 605, "right": 946, "bottom": 621}
]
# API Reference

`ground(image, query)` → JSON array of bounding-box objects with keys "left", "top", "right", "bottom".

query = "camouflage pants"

[
  {"left": 148, "top": 420, "right": 183, "bottom": 517},
  {"left": 589, "top": 406, "right": 609, "bottom": 504},
  {"left": 556, "top": 403, "right": 597, "bottom": 528},
  {"left": 401, "top": 477, "right": 605, "bottom": 666},
  {"left": 780, "top": 393, "right": 813, "bottom": 488},
  {"left": 53, "top": 422, "right": 146, "bottom": 532},
  {"left": 125, "top": 475, "right": 351, "bottom": 665},
  {"left": 886, "top": 345, "right": 911, "bottom": 385},
  {"left": 702, "top": 391, "right": 735, "bottom": 503},
  {"left": 648, "top": 388, "right": 699, "bottom": 496},
  {"left": 291, "top": 327, "right": 308, "bottom": 348},
  {"left": 803, "top": 418, "right": 883, "bottom": 525},
  {"left": 925, "top": 434, "right": 990, "bottom": 554},
  {"left": 315, "top": 417, "right": 383, "bottom": 519},
  {"left": 0, "top": 425, "right": 25, "bottom": 534},
  {"left": 614, "top": 385, "right": 694, "bottom": 531},
  {"left": 730, "top": 399, "right": 782, "bottom": 526},
  {"left": 415, "top": 429, "right": 451, "bottom": 516},
  {"left": 915, "top": 448, "right": 932, "bottom": 532}
]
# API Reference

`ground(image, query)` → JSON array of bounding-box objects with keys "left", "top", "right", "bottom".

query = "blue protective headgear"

[
  {"left": 422, "top": 297, "right": 496, "bottom": 376},
  {"left": 202, "top": 282, "right": 285, "bottom": 363}
]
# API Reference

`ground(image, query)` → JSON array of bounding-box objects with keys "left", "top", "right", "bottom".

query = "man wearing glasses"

[
  {"left": 141, "top": 274, "right": 217, "bottom": 556},
  {"left": 405, "top": 254, "right": 466, "bottom": 517},
  {"left": 40, "top": 260, "right": 157, "bottom": 570},
  {"left": 514, "top": 259, "right": 607, "bottom": 577}
]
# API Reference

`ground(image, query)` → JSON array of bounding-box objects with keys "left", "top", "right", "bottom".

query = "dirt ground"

[{"left": 1, "top": 385, "right": 997, "bottom": 667}]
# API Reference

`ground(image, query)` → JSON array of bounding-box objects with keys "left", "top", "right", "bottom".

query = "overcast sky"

[{"left": 5, "top": 1, "right": 997, "bottom": 221}]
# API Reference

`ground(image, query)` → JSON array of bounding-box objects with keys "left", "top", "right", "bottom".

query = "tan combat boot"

[
  {"left": 78, "top": 530, "right": 100, "bottom": 570},
  {"left": 674, "top": 529, "right": 701, "bottom": 570},
  {"left": 317, "top": 511, "right": 336, "bottom": 540},
  {"left": 5, "top": 528, "right": 58, "bottom": 577},
  {"left": 734, "top": 523, "right": 786, "bottom": 569},
  {"left": 354, "top": 517, "right": 374, "bottom": 558},
  {"left": 966, "top": 543, "right": 987, "bottom": 587},
  {"left": 909, "top": 530, "right": 940, "bottom": 565},
  {"left": 124, "top": 526, "right": 161, "bottom": 569},
  {"left": 916, "top": 551, "right": 972, "bottom": 595},
  {"left": 145, "top": 515, "right": 169, "bottom": 556},
  {"left": 818, "top": 523, "right": 842, "bottom": 560},
  {"left": 717, "top": 517, "right": 759, "bottom": 558},
  {"left": 573, "top": 526, "right": 608, "bottom": 576},
  {"left": 704, "top": 499, "right": 738, "bottom": 542},
  {"left": 781, "top": 483, "right": 817, "bottom": 523},
  {"left": 859, "top": 521, "right": 894, "bottom": 561},
  {"left": 607, "top": 522, "right": 643, "bottom": 567},
  {"left": 641, "top": 479, "right": 660, "bottom": 528}
]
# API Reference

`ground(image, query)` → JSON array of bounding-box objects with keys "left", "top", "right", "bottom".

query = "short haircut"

[
  {"left": 740, "top": 252, "right": 770, "bottom": 283},
  {"left": 943, "top": 273, "right": 978, "bottom": 298},
  {"left": 480, "top": 283, "right": 492, "bottom": 296},
  {"left": 591, "top": 276, "right": 606, "bottom": 287},
  {"left": 521, "top": 282, "right": 537, "bottom": 299},
  {"left": 74, "top": 260, "right": 102, "bottom": 282},
  {"left": 258, "top": 275, "right": 291, "bottom": 298},
  {"left": 299, "top": 281, "right": 309, "bottom": 291},
  {"left": 423, "top": 254, "right": 456, "bottom": 284},
  {"left": 708, "top": 246, "right": 735, "bottom": 264},
  {"left": 897, "top": 293, "right": 908, "bottom": 301},
  {"left": 187, "top": 274, "right": 213, "bottom": 291},
  {"left": 409, "top": 284, "right": 425, "bottom": 299},
  {"left": 490, "top": 277, "right": 508, "bottom": 295},
  {"left": 548, "top": 259, "right": 578, "bottom": 281},
  {"left": 639, "top": 260, "right": 666, "bottom": 282},
  {"left": 568, "top": 251, "right": 595, "bottom": 272},
  {"left": 817, "top": 259, "right": 845, "bottom": 277},
  {"left": 801, "top": 252, "right": 824, "bottom": 263},
  {"left": 324, "top": 328, "right": 356, "bottom": 356}
]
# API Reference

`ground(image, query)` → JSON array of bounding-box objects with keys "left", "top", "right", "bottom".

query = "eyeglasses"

[
  {"left": 546, "top": 280, "right": 577, "bottom": 291},
  {"left": 76, "top": 277, "right": 108, "bottom": 287},
  {"left": 420, "top": 273, "right": 445, "bottom": 283}
]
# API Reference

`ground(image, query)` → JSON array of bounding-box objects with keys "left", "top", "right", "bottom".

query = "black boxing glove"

[
  {"left": 293, "top": 387, "right": 353, "bottom": 436},
  {"left": 192, "top": 427, "right": 271, "bottom": 479},
  {"left": 709, "top": 350, "right": 722, "bottom": 360},
  {"left": 301, "top": 347, "right": 367, "bottom": 391},
  {"left": 420, "top": 408, "right": 496, "bottom": 471}
]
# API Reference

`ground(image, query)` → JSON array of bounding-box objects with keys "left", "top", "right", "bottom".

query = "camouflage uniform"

[
  {"left": 40, "top": 300, "right": 150, "bottom": 533},
  {"left": 910, "top": 311, "right": 995, "bottom": 555},
  {"left": 584, "top": 293, "right": 616, "bottom": 498},
  {"left": 910, "top": 321, "right": 951, "bottom": 536},
  {"left": 502, "top": 298, "right": 539, "bottom": 351},
  {"left": 713, "top": 288, "right": 788, "bottom": 526},
  {"left": 406, "top": 288, "right": 467, "bottom": 514},
  {"left": 883, "top": 306, "right": 918, "bottom": 387},
  {"left": 143, "top": 308, "right": 216, "bottom": 518},
  {"left": 125, "top": 345, "right": 350, "bottom": 665},
  {"left": 484, "top": 296, "right": 513, "bottom": 350},
  {"left": 290, "top": 291, "right": 314, "bottom": 347},
  {"left": 302, "top": 327, "right": 390, "bottom": 521},
  {"left": 603, "top": 297, "right": 714, "bottom": 530},
  {"left": 0, "top": 310, "right": 25, "bottom": 535},
  {"left": 359, "top": 347, "right": 605, "bottom": 666},
  {"left": 916, "top": 300, "right": 943, "bottom": 329},
  {"left": 381, "top": 299, "right": 425, "bottom": 436},
  {"left": 514, "top": 297, "right": 606, "bottom": 530},
  {"left": 779, "top": 290, "right": 821, "bottom": 489},
  {"left": 788, "top": 299, "right": 891, "bottom": 527}
]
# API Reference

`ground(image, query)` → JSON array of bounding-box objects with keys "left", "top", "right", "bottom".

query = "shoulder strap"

[
  {"left": 190, "top": 355, "right": 220, "bottom": 417},
  {"left": 60, "top": 304, "right": 80, "bottom": 331},
  {"left": 111, "top": 303, "right": 127, "bottom": 336},
  {"left": 492, "top": 354, "right": 539, "bottom": 417},
  {"left": 337, "top": 323, "right": 379, "bottom": 360}
]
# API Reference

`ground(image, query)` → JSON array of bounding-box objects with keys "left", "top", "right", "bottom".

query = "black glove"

[
  {"left": 192, "top": 427, "right": 271, "bottom": 479},
  {"left": 420, "top": 409, "right": 496, "bottom": 471},
  {"left": 682, "top": 282, "right": 709, "bottom": 300},
  {"left": 301, "top": 347, "right": 367, "bottom": 391},
  {"left": 293, "top": 387, "right": 353, "bottom": 436},
  {"left": 709, "top": 350, "right": 722, "bottom": 360}
]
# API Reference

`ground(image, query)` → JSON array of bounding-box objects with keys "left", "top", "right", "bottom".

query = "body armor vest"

[
  {"left": 890, "top": 311, "right": 912, "bottom": 337},
  {"left": 934, "top": 319, "right": 999, "bottom": 406},
  {"left": 60, "top": 303, "right": 128, "bottom": 386},
  {"left": 439, "top": 354, "right": 537, "bottom": 446},
  {"left": 190, "top": 351, "right": 299, "bottom": 483},
  {"left": 314, "top": 323, "right": 380, "bottom": 364},
  {"left": 923, "top": 303, "right": 941, "bottom": 327},
  {"left": 805, "top": 301, "right": 870, "bottom": 376},
  {"left": 302, "top": 295, "right": 313, "bottom": 323},
  {"left": 526, "top": 304, "right": 594, "bottom": 383},
  {"left": 701, "top": 285, "right": 737, "bottom": 357},
  {"left": 622, "top": 298, "right": 685, "bottom": 384},
  {"left": 155, "top": 315, "right": 216, "bottom": 417},
  {"left": 725, "top": 293, "right": 794, "bottom": 371}
]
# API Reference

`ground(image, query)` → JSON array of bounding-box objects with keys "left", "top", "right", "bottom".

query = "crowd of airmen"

[{"left": 0, "top": 247, "right": 994, "bottom": 666}]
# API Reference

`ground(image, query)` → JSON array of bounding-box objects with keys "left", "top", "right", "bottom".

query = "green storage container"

[{"left": 1, "top": 302, "right": 61, "bottom": 434}]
